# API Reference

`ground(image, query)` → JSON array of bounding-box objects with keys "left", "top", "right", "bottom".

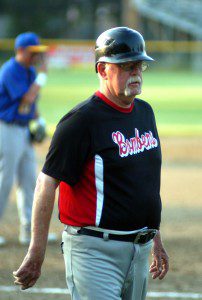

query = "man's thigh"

[
  {"left": 122, "top": 241, "right": 152, "bottom": 300},
  {"left": 62, "top": 230, "right": 134, "bottom": 300},
  {"left": 0, "top": 122, "right": 21, "bottom": 172}
]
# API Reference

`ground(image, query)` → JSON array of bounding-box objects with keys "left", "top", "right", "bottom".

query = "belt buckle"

[
  {"left": 134, "top": 232, "right": 144, "bottom": 243},
  {"left": 133, "top": 230, "right": 151, "bottom": 244},
  {"left": 134, "top": 229, "right": 157, "bottom": 244}
]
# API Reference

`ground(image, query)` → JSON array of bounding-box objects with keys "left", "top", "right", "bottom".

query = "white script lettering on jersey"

[{"left": 112, "top": 128, "right": 158, "bottom": 157}]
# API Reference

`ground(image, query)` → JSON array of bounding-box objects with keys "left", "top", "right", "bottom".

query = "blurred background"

[
  {"left": 0, "top": 0, "right": 202, "bottom": 70},
  {"left": 1, "top": 0, "right": 201, "bottom": 135},
  {"left": 0, "top": 1, "right": 202, "bottom": 300}
]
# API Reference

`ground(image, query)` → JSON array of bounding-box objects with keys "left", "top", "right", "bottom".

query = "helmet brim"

[
  {"left": 96, "top": 53, "right": 154, "bottom": 72},
  {"left": 98, "top": 52, "right": 154, "bottom": 64}
]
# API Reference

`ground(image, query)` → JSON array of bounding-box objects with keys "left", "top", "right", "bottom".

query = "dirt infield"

[{"left": 0, "top": 137, "right": 202, "bottom": 300}]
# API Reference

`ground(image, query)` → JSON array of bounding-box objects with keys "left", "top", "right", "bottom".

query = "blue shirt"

[{"left": 0, "top": 57, "right": 36, "bottom": 125}]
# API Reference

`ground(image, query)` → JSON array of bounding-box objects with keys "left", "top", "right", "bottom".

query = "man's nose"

[{"left": 130, "top": 65, "right": 142, "bottom": 75}]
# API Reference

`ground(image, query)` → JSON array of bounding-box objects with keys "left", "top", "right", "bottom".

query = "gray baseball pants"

[
  {"left": 0, "top": 121, "right": 36, "bottom": 226},
  {"left": 62, "top": 228, "right": 152, "bottom": 300}
]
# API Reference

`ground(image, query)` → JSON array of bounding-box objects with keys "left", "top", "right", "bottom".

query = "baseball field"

[{"left": 0, "top": 68, "right": 202, "bottom": 300}]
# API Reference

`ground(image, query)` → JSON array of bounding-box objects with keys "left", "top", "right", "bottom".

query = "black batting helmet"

[{"left": 95, "top": 27, "right": 154, "bottom": 72}]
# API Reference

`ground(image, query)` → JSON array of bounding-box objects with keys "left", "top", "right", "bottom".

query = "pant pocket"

[
  {"left": 62, "top": 231, "right": 75, "bottom": 295},
  {"left": 61, "top": 241, "right": 64, "bottom": 254}
]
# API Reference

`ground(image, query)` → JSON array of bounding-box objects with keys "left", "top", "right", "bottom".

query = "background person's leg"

[
  {"left": 0, "top": 123, "right": 23, "bottom": 245},
  {"left": 16, "top": 133, "right": 57, "bottom": 244},
  {"left": 16, "top": 138, "right": 36, "bottom": 240}
]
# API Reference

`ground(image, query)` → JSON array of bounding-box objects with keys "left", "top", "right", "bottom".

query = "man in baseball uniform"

[
  {"left": 13, "top": 27, "right": 169, "bottom": 299},
  {"left": 0, "top": 32, "right": 56, "bottom": 245}
]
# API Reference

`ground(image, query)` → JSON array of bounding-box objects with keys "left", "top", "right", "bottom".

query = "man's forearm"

[
  {"left": 21, "top": 58, "right": 48, "bottom": 106},
  {"left": 29, "top": 172, "right": 59, "bottom": 255},
  {"left": 20, "top": 84, "right": 40, "bottom": 106},
  {"left": 20, "top": 70, "right": 48, "bottom": 107},
  {"left": 13, "top": 173, "right": 60, "bottom": 290}
]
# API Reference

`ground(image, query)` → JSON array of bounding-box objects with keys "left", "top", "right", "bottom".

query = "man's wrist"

[
  {"left": 153, "top": 230, "right": 163, "bottom": 244},
  {"left": 35, "top": 72, "right": 47, "bottom": 87}
]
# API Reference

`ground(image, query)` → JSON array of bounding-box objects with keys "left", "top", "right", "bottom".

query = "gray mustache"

[{"left": 126, "top": 76, "right": 141, "bottom": 85}]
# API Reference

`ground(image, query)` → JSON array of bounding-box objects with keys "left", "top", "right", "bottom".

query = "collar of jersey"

[
  {"left": 95, "top": 90, "right": 134, "bottom": 113},
  {"left": 13, "top": 57, "right": 33, "bottom": 72}
]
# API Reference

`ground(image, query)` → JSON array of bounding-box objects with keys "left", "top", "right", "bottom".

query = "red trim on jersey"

[
  {"left": 59, "top": 158, "right": 97, "bottom": 226},
  {"left": 95, "top": 90, "right": 134, "bottom": 113}
]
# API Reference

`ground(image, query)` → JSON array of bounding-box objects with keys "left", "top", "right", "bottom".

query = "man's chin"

[{"left": 124, "top": 88, "right": 141, "bottom": 97}]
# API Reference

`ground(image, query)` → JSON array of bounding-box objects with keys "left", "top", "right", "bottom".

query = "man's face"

[
  {"left": 19, "top": 48, "right": 44, "bottom": 66},
  {"left": 104, "top": 61, "right": 147, "bottom": 101}
]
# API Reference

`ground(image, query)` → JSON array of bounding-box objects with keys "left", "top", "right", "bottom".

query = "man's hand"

[
  {"left": 37, "top": 53, "right": 48, "bottom": 73},
  {"left": 149, "top": 231, "right": 169, "bottom": 280},
  {"left": 13, "top": 249, "right": 45, "bottom": 290}
]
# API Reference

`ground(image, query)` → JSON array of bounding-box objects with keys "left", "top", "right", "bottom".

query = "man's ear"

[{"left": 97, "top": 63, "right": 107, "bottom": 79}]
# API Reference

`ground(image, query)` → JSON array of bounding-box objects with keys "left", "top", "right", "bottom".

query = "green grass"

[{"left": 38, "top": 68, "right": 202, "bottom": 136}]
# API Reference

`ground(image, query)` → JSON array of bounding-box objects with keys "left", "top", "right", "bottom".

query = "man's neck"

[
  {"left": 99, "top": 87, "right": 134, "bottom": 108},
  {"left": 15, "top": 55, "right": 29, "bottom": 68}
]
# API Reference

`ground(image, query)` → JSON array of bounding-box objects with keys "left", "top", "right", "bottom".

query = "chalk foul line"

[{"left": 0, "top": 286, "right": 202, "bottom": 299}]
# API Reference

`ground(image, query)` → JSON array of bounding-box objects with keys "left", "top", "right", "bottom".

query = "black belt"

[{"left": 77, "top": 228, "right": 157, "bottom": 244}]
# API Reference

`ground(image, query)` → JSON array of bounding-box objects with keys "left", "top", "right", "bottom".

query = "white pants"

[
  {"left": 62, "top": 228, "right": 152, "bottom": 300},
  {"left": 0, "top": 121, "right": 36, "bottom": 226}
]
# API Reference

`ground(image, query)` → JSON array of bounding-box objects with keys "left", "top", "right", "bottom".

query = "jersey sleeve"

[
  {"left": 141, "top": 99, "right": 160, "bottom": 137},
  {"left": 150, "top": 105, "right": 160, "bottom": 139},
  {"left": 2, "top": 68, "right": 30, "bottom": 101},
  {"left": 42, "top": 111, "right": 92, "bottom": 186}
]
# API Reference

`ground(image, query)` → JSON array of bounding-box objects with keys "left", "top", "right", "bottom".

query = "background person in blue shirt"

[{"left": 0, "top": 32, "right": 55, "bottom": 246}]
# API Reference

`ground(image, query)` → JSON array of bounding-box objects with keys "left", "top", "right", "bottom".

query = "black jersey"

[{"left": 42, "top": 91, "right": 162, "bottom": 230}]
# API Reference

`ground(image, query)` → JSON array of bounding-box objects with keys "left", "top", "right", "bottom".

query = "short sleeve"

[
  {"left": 42, "top": 111, "right": 92, "bottom": 186},
  {"left": 2, "top": 67, "right": 30, "bottom": 101},
  {"left": 150, "top": 105, "right": 159, "bottom": 137}
]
